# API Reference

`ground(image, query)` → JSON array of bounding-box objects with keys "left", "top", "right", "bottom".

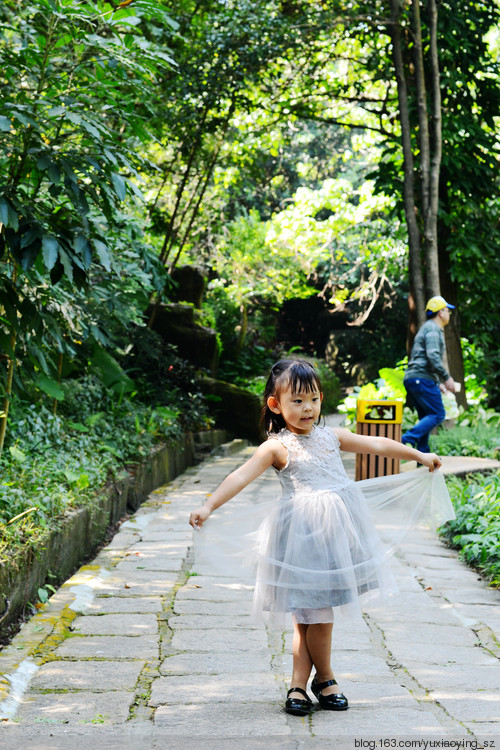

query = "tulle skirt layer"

[{"left": 193, "top": 469, "right": 454, "bottom": 629}]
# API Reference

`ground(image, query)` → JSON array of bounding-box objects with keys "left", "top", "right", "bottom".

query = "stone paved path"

[{"left": 0, "top": 430, "right": 499, "bottom": 750}]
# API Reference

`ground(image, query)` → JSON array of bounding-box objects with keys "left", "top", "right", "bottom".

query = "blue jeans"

[{"left": 402, "top": 378, "right": 445, "bottom": 453}]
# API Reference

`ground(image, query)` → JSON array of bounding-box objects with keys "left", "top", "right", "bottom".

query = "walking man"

[{"left": 402, "top": 296, "right": 456, "bottom": 453}]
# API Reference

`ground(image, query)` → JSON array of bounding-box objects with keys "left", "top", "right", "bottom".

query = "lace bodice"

[{"left": 270, "top": 425, "right": 352, "bottom": 498}]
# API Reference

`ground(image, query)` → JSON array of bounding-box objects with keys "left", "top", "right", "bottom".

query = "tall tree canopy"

[{"left": 2, "top": 0, "right": 500, "bottom": 437}]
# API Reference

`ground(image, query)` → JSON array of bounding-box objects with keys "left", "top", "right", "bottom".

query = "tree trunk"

[
  {"left": 390, "top": 0, "right": 426, "bottom": 326},
  {"left": 391, "top": 0, "right": 464, "bottom": 401},
  {"left": 410, "top": 0, "right": 440, "bottom": 298},
  {"left": 424, "top": 0, "right": 442, "bottom": 298}
]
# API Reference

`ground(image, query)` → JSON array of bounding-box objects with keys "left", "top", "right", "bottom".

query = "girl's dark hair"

[{"left": 260, "top": 358, "right": 322, "bottom": 435}]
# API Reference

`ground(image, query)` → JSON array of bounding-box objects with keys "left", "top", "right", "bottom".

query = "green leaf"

[
  {"left": 378, "top": 368, "right": 407, "bottom": 399},
  {"left": 0, "top": 115, "right": 11, "bottom": 131},
  {"left": 66, "top": 112, "right": 82, "bottom": 127},
  {"left": 42, "top": 235, "right": 59, "bottom": 271},
  {"left": 91, "top": 344, "right": 135, "bottom": 395},
  {"left": 46, "top": 106, "right": 67, "bottom": 117},
  {"left": 79, "top": 118, "right": 101, "bottom": 139},
  {"left": 68, "top": 421, "right": 89, "bottom": 432},
  {"left": 57, "top": 247, "right": 74, "bottom": 283},
  {"left": 35, "top": 373, "right": 65, "bottom": 400},
  {"left": 74, "top": 235, "right": 92, "bottom": 268},
  {"left": 0, "top": 198, "right": 9, "bottom": 225},
  {"left": 7, "top": 202, "right": 18, "bottom": 232},
  {"left": 9, "top": 446, "right": 27, "bottom": 463},
  {"left": 0, "top": 198, "right": 18, "bottom": 230},
  {"left": 48, "top": 164, "right": 61, "bottom": 184},
  {"left": 93, "top": 239, "right": 111, "bottom": 271},
  {"left": 111, "top": 173, "right": 126, "bottom": 201},
  {"left": 9, "top": 445, "right": 27, "bottom": 464},
  {"left": 63, "top": 469, "right": 89, "bottom": 488}
]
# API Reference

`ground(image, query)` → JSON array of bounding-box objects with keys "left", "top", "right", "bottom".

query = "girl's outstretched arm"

[
  {"left": 333, "top": 427, "right": 442, "bottom": 472},
  {"left": 188, "top": 439, "right": 287, "bottom": 528}
]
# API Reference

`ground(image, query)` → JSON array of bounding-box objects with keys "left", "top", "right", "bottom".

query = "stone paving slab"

[
  {"left": 85, "top": 596, "right": 163, "bottom": 614},
  {"left": 403, "top": 662, "right": 500, "bottom": 690},
  {"left": 450, "top": 603, "right": 500, "bottom": 628},
  {"left": 115, "top": 557, "right": 184, "bottom": 573},
  {"left": 402, "top": 456, "right": 500, "bottom": 475},
  {"left": 29, "top": 660, "right": 145, "bottom": 691},
  {"left": 54, "top": 635, "right": 158, "bottom": 660},
  {"left": 153, "top": 702, "right": 292, "bottom": 735},
  {"left": 323, "top": 651, "right": 396, "bottom": 681},
  {"left": 159, "top": 651, "right": 274, "bottom": 676},
  {"left": 71, "top": 613, "right": 159, "bottom": 636},
  {"left": 130, "top": 529, "right": 193, "bottom": 542},
  {"left": 387, "top": 641, "right": 498, "bottom": 667},
  {"left": 173, "top": 598, "right": 253, "bottom": 616},
  {"left": 94, "top": 570, "right": 178, "bottom": 596},
  {"left": 462, "top": 722, "right": 500, "bottom": 737},
  {"left": 125, "top": 541, "right": 188, "bottom": 557},
  {"left": 171, "top": 613, "right": 262, "bottom": 630},
  {"left": 377, "top": 622, "right": 479, "bottom": 647},
  {"left": 149, "top": 672, "right": 281, "bottom": 705},
  {"left": 428, "top": 692, "right": 500, "bottom": 722},
  {"left": 0, "top": 730, "right": 350, "bottom": 750},
  {"left": 15, "top": 690, "right": 134, "bottom": 724},
  {"left": 431, "top": 587, "right": 500, "bottom": 606},
  {"left": 171, "top": 627, "right": 270, "bottom": 653},
  {"left": 309, "top": 706, "right": 450, "bottom": 736}
]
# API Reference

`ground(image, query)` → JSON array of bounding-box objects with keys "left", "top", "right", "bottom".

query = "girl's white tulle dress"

[{"left": 194, "top": 425, "right": 455, "bottom": 629}]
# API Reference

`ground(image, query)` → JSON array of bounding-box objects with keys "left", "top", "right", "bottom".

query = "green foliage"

[
  {"left": 0, "top": 0, "right": 175, "bottom": 452},
  {"left": 0, "top": 0, "right": 174, "bottom": 278},
  {"left": 460, "top": 338, "right": 488, "bottom": 406},
  {"left": 213, "top": 209, "right": 318, "bottom": 308},
  {"left": 440, "top": 471, "right": 500, "bottom": 586},
  {"left": 146, "top": 0, "right": 351, "bottom": 267},
  {"left": 37, "top": 584, "right": 56, "bottom": 605},
  {"left": 0, "top": 374, "right": 196, "bottom": 558},
  {"left": 339, "top": 361, "right": 407, "bottom": 427},
  {"left": 430, "top": 406, "right": 500, "bottom": 460}
]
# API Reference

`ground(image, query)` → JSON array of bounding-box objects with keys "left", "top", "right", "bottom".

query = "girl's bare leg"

[
  {"left": 306, "top": 622, "right": 342, "bottom": 695},
  {"left": 289, "top": 622, "right": 313, "bottom": 698}
]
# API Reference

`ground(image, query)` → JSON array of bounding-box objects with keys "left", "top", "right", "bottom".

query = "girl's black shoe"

[
  {"left": 311, "top": 676, "right": 349, "bottom": 710},
  {"left": 285, "top": 687, "right": 313, "bottom": 716}
]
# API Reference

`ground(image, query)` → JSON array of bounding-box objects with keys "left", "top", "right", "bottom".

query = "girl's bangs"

[{"left": 283, "top": 365, "right": 321, "bottom": 395}]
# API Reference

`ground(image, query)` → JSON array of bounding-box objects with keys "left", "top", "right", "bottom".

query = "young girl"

[{"left": 189, "top": 359, "right": 454, "bottom": 717}]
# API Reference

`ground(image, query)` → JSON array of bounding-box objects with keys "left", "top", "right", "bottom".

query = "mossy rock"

[
  {"left": 147, "top": 302, "right": 219, "bottom": 373},
  {"left": 170, "top": 265, "right": 207, "bottom": 309},
  {"left": 197, "top": 376, "right": 262, "bottom": 444}
]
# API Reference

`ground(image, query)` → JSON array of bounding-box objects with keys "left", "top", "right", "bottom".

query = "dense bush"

[
  {"left": 430, "top": 407, "right": 500, "bottom": 459},
  {"left": 439, "top": 472, "right": 500, "bottom": 586},
  {"left": 0, "top": 362, "right": 212, "bottom": 559}
]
